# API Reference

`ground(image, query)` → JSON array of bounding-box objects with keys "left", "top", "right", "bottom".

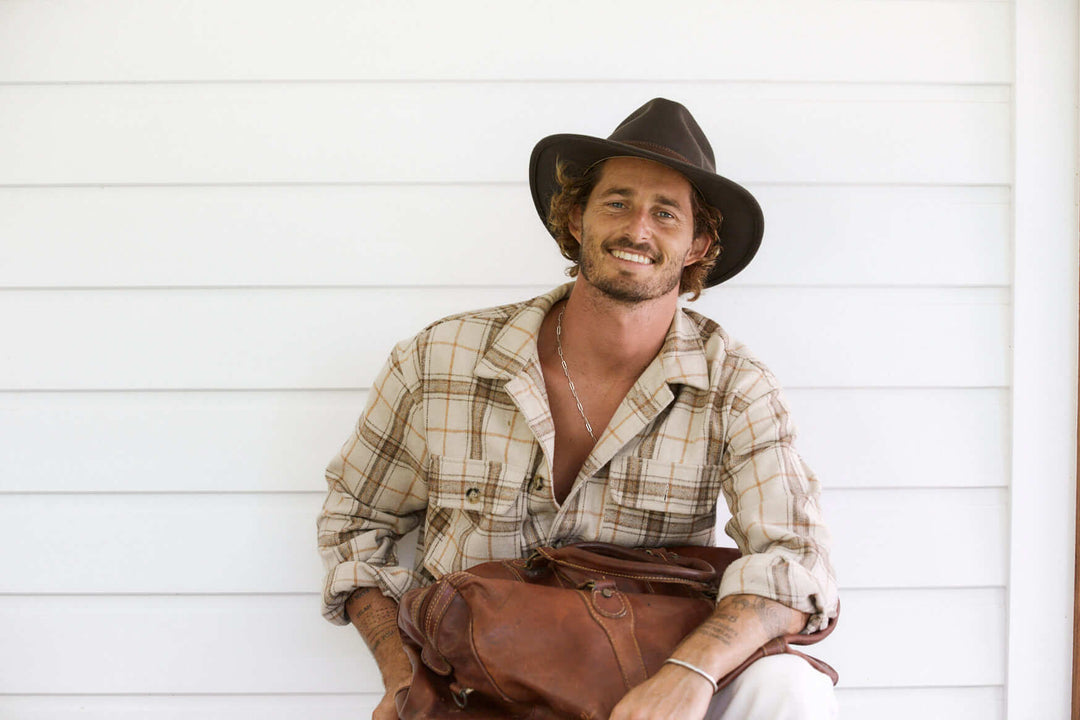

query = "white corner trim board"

[{"left": 1008, "top": 0, "right": 1080, "bottom": 717}]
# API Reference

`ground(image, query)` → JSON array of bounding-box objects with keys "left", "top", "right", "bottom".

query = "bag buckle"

[
  {"left": 451, "top": 686, "right": 474, "bottom": 709},
  {"left": 579, "top": 580, "right": 616, "bottom": 598},
  {"left": 523, "top": 549, "right": 546, "bottom": 570}
]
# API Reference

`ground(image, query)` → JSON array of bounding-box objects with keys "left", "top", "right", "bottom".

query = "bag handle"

[
  {"left": 531, "top": 543, "right": 839, "bottom": 650},
  {"left": 533, "top": 542, "right": 718, "bottom": 590}
]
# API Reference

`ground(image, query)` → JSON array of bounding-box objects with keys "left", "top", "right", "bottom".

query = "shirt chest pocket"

[
  {"left": 600, "top": 457, "right": 722, "bottom": 547},
  {"left": 424, "top": 455, "right": 529, "bottom": 575}
]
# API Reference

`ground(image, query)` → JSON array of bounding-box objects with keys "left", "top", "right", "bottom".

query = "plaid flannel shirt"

[{"left": 318, "top": 284, "right": 838, "bottom": 632}]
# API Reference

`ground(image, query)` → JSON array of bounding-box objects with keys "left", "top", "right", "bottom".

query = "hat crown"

[{"left": 607, "top": 98, "right": 716, "bottom": 174}]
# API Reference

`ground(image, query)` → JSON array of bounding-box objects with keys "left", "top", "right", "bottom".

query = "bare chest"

[{"left": 540, "top": 356, "right": 636, "bottom": 504}]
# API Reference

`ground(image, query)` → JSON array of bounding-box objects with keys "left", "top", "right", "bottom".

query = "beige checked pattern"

[{"left": 318, "top": 284, "right": 838, "bottom": 632}]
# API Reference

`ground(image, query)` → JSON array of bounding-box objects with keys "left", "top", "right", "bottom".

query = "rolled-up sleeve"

[
  {"left": 317, "top": 339, "right": 430, "bottom": 625},
  {"left": 716, "top": 365, "right": 838, "bottom": 634}
]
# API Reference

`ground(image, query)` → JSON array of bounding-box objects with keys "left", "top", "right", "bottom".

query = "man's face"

[{"left": 570, "top": 157, "right": 710, "bottom": 304}]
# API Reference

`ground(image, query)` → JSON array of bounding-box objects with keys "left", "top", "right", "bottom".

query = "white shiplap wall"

[{"left": 0, "top": 1, "right": 1074, "bottom": 718}]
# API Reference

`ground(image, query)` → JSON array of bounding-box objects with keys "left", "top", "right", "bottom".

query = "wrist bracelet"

[{"left": 663, "top": 658, "right": 719, "bottom": 694}]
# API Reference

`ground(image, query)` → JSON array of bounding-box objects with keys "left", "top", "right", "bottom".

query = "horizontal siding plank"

[
  {"left": 0, "top": 390, "right": 366, "bottom": 494},
  {"left": 0, "top": 595, "right": 378, "bottom": 695},
  {"left": 813, "top": 588, "right": 1004, "bottom": 689},
  {"left": 824, "top": 488, "right": 1007, "bottom": 588},
  {"left": 0, "top": 388, "right": 1008, "bottom": 493},
  {"left": 0, "top": 287, "right": 1010, "bottom": 390},
  {"left": 0, "top": 687, "right": 1003, "bottom": 720},
  {"left": 695, "top": 287, "right": 1009, "bottom": 389},
  {"left": 0, "top": 84, "right": 1010, "bottom": 185},
  {"left": 0, "top": 589, "right": 1003, "bottom": 692},
  {"left": 736, "top": 185, "right": 1010, "bottom": 287},
  {"left": 0, "top": 489, "right": 1005, "bottom": 593},
  {"left": 837, "top": 687, "right": 1003, "bottom": 720},
  {"left": 0, "top": 185, "right": 1010, "bottom": 288},
  {"left": 0, "top": 0, "right": 1011, "bottom": 84},
  {"left": 787, "top": 388, "right": 1010, "bottom": 490},
  {"left": 0, "top": 695, "right": 381, "bottom": 720}
]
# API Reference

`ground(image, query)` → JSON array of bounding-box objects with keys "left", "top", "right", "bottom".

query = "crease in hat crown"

[
  {"left": 528, "top": 98, "right": 764, "bottom": 288},
  {"left": 608, "top": 98, "right": 716, "bottom": 171}
]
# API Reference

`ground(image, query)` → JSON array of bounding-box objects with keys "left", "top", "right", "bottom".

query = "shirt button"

[{"left": 465, "top": 488, "right": 480, "bottom": 503}]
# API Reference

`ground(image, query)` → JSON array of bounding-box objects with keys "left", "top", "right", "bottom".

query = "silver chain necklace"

[{"left": 555, "top": 308, "right": 596, "bottom": 440}]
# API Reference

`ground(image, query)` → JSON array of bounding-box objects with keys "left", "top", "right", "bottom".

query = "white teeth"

[{"left": 610, "top": 249, "right": 653, "bottom": 265}]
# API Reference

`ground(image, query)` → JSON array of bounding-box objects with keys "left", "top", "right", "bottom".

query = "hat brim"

[{"left": 529, "top": 134, "right": 764, "bottom": 287}]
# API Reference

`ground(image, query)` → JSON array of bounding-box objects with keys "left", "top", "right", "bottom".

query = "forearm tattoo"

[
  {"left": 349, "top": 588, "right": 401, "bottom": 655},
  {"left": 698, "top": 595, "right": 789, "bottom": 647},
  {"left": 741, "top": 595, "right": 788, "bottom": 638},
  {"left": 697, "top": 615, "right": 740, "bottom": 646}
]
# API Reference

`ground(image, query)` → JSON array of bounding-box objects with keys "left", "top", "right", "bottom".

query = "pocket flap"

[
  {"left": 429, "top": 455, "right": 527, "bottom": 516},
  {"left": 607, "top": 457, "right": 721, "bottom": 515}
]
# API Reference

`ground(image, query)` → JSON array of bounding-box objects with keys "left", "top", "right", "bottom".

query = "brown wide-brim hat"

[{"left": 529, "top": 98, "right": 764, "bottom": 287}]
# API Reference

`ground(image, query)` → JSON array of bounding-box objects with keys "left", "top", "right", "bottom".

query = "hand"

[{"left": 608, "top": 663, "right": 714, "bottom": 720}]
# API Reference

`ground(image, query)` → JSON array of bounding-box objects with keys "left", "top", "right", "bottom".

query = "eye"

[
  {"left": 607, "top": 201, "right": 626, "bottom": 209},
  {"left": 657, "top": 210, "right": 675, "bottom": 219}
]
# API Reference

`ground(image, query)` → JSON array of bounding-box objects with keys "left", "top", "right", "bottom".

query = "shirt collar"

[
  {"left": 657, "top": 304, "right": 711, "bottom": 391},
  {"left": 474, "top": 283, "right": 570, "bottom": 381},
  {"left": 476, "top": 283, "right": 712, "bottom": 392}
]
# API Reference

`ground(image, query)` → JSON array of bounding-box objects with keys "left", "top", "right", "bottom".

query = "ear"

[
  {"left": 683, "top": 234, "right": 712, "bottom": 267},
  {"left": 568, "top": 205, "right": 583, "bottom": 242}
]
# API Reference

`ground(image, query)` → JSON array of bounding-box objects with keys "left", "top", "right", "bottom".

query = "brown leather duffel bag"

[{"left": 394, "top": 542, "right": 837, "bottom": 719}]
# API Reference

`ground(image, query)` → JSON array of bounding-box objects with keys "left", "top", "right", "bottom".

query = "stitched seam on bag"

[
  {"left": 421, "top": 584, "right": 444, "bottom": 637},
  {"left": 537, "top": 547, "right": 713, "bottom": 587},
  {"left": 411, "top": 585, "right": 453, "bottom": 676},
  {"left": 553, "top": 559, "right": 706, "bottom": 588},
  {"left": 538, "top": 545, "right": 717, "bottom": 579},
  {"left": 425, "top": 583, "right": 464, "bottom": 676},
  {"left": 429, "top": 584, "right": 457, "bottom": 636},
  {"left": 426, "top": 580, "right": 459, "bottom": 647},
  {"left": 579, "top": 589, "right": 634, "bottom": 690},
  {"left": 420, "top": 586, "right": 437, "bottom": 637},
  {"left": 409, "top": 588, "right": 426, "bottom": 635},
  {"left": 467, "top": 615, "right": 517, "bottom": 703},
  {"left": 622, "top": 601, "right": 648, "bottom": 683},
  {"left": 591, "top": 587, "right": 628, "bottom": 620},
  {"left": 504, "top": 560, "right": 527, "bottom": 583}
]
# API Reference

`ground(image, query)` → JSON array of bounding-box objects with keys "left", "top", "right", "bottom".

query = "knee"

[{"left": 716, "top": 654, "right": 837, "bottom": 720}]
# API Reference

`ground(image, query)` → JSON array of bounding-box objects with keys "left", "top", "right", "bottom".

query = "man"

[{"left": 318, "top": 98, "right": 838, "bottom": 719}]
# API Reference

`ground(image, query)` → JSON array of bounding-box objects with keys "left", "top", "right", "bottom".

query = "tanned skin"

[
  {"left": 609, "top": 594, "right": 806, "bottom": 719},
  {"left": 345, "top": 588, "right": 411, "bottom": 720}
]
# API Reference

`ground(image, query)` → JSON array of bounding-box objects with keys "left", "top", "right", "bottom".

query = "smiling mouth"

[{"left": 609, "top": 249, "right": 654, "bottom": 265}]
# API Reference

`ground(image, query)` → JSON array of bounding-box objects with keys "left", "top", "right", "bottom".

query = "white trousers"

[{"left": 705, "top": 655, "right": 839, "bottom": 720}]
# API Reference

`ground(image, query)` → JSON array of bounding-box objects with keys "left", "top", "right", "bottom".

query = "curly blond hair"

[{"left": 545, "top": 159, "right": 723, "bottom": 301}]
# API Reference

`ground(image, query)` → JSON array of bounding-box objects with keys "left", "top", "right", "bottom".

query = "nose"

[{"left": 626, "top": 207, "right": 652, "bottom": 241}]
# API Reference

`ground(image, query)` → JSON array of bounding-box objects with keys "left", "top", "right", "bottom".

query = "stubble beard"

[{"left": 577, "top": 231, "right": 684, "bottom": 304}]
